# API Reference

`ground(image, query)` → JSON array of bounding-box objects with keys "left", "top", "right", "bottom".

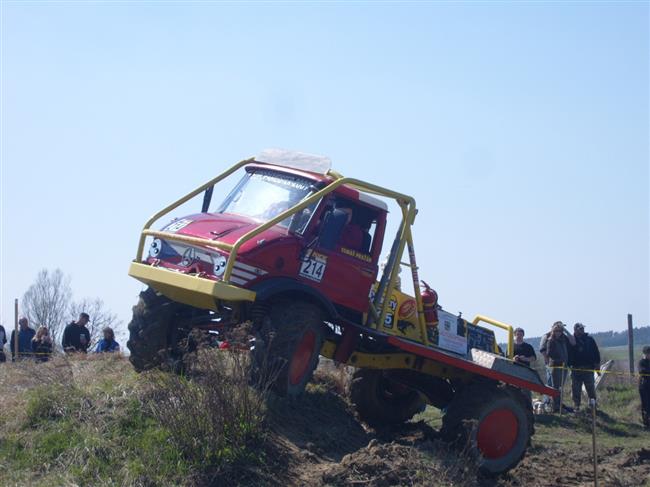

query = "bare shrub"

[{"left": 143, "top": 348, "right": 268, "bottom": 471}]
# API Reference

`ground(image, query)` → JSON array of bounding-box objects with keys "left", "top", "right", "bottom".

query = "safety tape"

[{"left": 547, "top": 365, "right": 650, "bottom": 378}]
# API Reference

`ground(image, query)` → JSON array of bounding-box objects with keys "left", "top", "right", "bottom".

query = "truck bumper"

[{"left": 128, "top": 262, "right": 256, "bottom": 310}]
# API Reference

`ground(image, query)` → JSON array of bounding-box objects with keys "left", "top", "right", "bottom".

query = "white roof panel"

[
  {"left": 254, "top": 148, "right": 332, "bottom": 174},
  {"left": 358, "top": 192, "right": 389, "bottom": 211}
]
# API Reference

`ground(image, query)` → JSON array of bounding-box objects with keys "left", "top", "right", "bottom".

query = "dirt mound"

[
  {"left": 503, "top": 446, "right": 650, "bottom": 487},
  {"left": 262, "top": 363, "right": 479, "bottom": 487},
  {"left": 321, "top": 434, "right": 480, "bottom": 487}
]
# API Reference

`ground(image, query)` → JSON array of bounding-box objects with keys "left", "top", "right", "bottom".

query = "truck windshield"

[{"left": 216, "top": 168, "right": 317, "bottom": 230}]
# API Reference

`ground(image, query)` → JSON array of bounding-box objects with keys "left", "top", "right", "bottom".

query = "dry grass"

[
  {"left": 143, "top": 349, "right": 268, "bottom": 471},
  {"left": 0, "top": 351, "right": 270, "bottom": 486}
]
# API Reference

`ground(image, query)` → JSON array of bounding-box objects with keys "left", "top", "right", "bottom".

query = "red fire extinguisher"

[
  {"left": 421, "top": 281, "right": 439, "bottom": 344},
  {"left": 420, "top": 280, "right": 438, "bottom": 325}
]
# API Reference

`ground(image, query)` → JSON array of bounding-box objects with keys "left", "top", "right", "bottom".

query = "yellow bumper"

[{"left": 129, "top": 262, "right": 256, "bottom": 310}]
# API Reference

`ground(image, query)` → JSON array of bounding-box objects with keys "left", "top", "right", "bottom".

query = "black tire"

[
  {"left": 441, "top": 383, "right": 533, "bottom": 475},
  {"left": 127, "top": 287, "right": 188, "bottom": 373},
  {"left": 349, "top": 369, "right": 425, "bottom": 427},
  {"left": 253, "top": 301, "right": 324, "bottom": 397}
]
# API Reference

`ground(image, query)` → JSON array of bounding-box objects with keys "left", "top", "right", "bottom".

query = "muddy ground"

[{"left": 250, "top": 364, "right": 650, "bottom": 487}]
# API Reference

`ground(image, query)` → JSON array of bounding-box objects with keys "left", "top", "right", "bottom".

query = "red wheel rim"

[
  {"left": 289, "top": 330, "right": 316, "bottom": 386},
  {"left": 476, "top": 408, "right": 519, "bottom": 459}
]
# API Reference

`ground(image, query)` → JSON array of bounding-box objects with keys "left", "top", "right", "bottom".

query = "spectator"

[
  {"left": 568, "top": 322, "right": 600, "bottom": 411},
  {"left": 639, "top": 345, "right": 650, "bottom": 430},
  {"left": 539, "top": 327, "right": 552, "bottom": 385},
  {"left": 31, "top": 326, "right": 53, "bottom": 362},
  {"left": 62, "top": 313, "right": 91, "bottom": 353},
  {"left": 0, "top": 323, "right": 6, "bottom": 362},
  {"left": 10, "top": 317, "right": 36, "bottom": 361},
  {"left": 95, "top": 327, "right": 120, "bottom": 353},
  {"left": 513, "top": 327, "right": 536, "bottom": 403},
  {"left": 541, "top": 321, "right": 575, "bottom": 412},
  {"left": 513, "top": 327, "right": 537, "bottom": 367}
]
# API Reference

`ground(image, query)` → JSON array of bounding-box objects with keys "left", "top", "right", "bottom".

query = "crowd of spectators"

[
  {"left": 0, "top": 314, "right": 120, "bottom": 362},
  {"left": 515, "top": 321, "right": 649, "bottom": 429}
]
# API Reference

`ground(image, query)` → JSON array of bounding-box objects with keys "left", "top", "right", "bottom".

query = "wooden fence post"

[
  {"left": 627, "top": 314, "right": 634, "bottom": 375},
  {"left": 14, "top": 299, "right": 19, "bottom": 362}
]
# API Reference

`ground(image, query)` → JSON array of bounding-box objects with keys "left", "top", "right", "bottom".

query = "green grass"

[
  {"left": 600, "top": 344, "right": 645, "bottom": 362},
  {"left": 0, "top": 353, "right": 267, "bottom": 487}
]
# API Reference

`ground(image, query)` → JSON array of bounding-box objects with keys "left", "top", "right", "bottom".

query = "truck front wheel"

[
  {"left": 127, "top": 287, "right": 191, "bottom": 373},
  {"left": 253, "top": 301, "right": 325, "bottom": 397},
  {"left": 349, "top": 369, "right": 425, "bottom": 427}
]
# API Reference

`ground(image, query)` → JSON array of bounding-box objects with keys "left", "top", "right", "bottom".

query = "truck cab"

[{"left": 141, "top": 154, "right": 388, "bottom": 322}]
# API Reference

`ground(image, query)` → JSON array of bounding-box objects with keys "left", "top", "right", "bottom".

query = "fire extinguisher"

[{"left": 421, "top": 280, "right": 439, "bottom": 343}]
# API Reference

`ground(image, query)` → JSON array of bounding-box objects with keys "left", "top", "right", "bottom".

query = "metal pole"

[
  {"left": 627, "top": 314, "right": 634, "bottom": 375},
  {"left": 591, "top": 398, "right": 598, "bottom": 487},
  {"left": 14, "top": 299, "right": 19, "bottom": 362},
  {"left": 560, "top": 364, "right": 564, "bottom": 416}
]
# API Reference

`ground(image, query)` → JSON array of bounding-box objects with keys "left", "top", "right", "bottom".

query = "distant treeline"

[{"left": 507, "top": 326, "right": 650, "bottom": 352}]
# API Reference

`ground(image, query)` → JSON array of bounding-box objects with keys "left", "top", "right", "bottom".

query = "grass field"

[
  {"left": 600, "top": 345, "right": 645, "bottom": 363},
  {"left": 1, "top": 353, "right": 648, "bottom": 486}
]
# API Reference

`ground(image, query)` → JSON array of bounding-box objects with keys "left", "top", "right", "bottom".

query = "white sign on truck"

[{"left": 437, "top": 310, "right": 468, "bottom": 355}]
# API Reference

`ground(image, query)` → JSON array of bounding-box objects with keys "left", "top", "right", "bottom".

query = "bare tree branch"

[
  {"left": 21, "top": 269, "right": 72, "bottom": 343},
  {"left": 70, "top": 297, "right": 121, "bottom": 348}
]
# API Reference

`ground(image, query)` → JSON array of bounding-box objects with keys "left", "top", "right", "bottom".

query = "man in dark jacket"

[
  {"left": 62, "top": 313, "right": 91, "bottom": 353},
  {"left": 10, "top": 317, "right": 36, "bottom": 361},
  {"left": 0, "top": 323, "right": 7, "bottom": 362},
  {"left": 568, "top": 322, "right": 601, "bottom": 411},
  {"left": 639, "top": 345, "right": 650, "bottom": 430}
]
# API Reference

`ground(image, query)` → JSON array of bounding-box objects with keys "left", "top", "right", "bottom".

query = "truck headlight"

[
  {"left": 149, "top": 239, "right": 163, "bottom": 258},
  {"left": 213, "top": 255, "right": 227, "bottom": 277}
]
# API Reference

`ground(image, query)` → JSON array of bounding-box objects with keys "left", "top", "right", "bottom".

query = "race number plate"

[{"left": 299, "top": 252, "right": 327, "bottom": 282}]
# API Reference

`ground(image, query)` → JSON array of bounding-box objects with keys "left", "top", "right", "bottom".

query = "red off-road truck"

[{"left": 127, "top": 149, "right": 558, "bottom": 474}]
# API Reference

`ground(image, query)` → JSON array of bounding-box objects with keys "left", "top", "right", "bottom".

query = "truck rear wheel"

[
  {"left": 441, "top": 383, "right": 532, "bottom": 475},
  {"left": 127, "top": 287, "right": 189, "bottom": 373},
  {"left": 349, "top": 369, "right": 425, "bottom": 427},
  {"left": 253, "top": 301, "right": 324, "bottom": 397}
]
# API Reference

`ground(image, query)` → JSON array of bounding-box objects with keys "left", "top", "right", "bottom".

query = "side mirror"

[{"left": 201, "top": 186, "right": 214, "bottom": 213}]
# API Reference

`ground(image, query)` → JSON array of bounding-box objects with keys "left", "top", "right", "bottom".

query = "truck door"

[{"left": 297, "top": 197, "right": 384, "bottom": 313}]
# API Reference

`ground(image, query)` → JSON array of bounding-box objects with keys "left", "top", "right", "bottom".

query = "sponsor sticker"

[
  {"left": 340, "top": 247, "right": 372, "bottom": 262},
  {"left": 398, "top": 299, "right": 416, "bottom": 319},
  {"left": 383, "top": 296, "right": 398, "bottom": 328}
]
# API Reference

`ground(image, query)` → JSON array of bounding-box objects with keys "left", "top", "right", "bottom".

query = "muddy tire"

[
  {"left": 253, "top": 301, "right": 324, "bottom": 397},
  {"left": 349, "top": 369, "right": 425, "bottom": 427},
  {"left": 441, "top": 383, "right": 533, "bottom": 475},
  {"left": 127, "top": 287, "right": 189, "bottom": 373}
]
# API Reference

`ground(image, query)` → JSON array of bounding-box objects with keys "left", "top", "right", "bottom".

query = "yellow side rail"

[{"left": 471, "top": 315, "right": 514, "bottom": 358}]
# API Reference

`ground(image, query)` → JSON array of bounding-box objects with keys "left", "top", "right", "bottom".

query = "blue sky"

[{"left": 1, "top": 2, "right": 648, "bottom": 344}]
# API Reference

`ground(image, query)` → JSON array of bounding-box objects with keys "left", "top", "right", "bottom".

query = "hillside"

[{"left": 1, "top": 353, "right": 648, "bottom": 486}]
